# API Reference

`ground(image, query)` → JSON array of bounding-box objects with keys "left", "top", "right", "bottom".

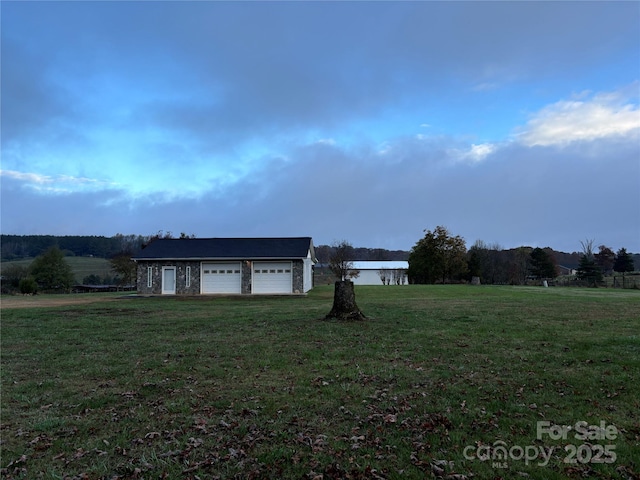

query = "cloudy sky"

[{"left": 2, "top": 1, "right": 639, "bottom": 252}]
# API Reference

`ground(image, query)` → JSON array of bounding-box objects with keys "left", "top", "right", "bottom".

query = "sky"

[{"left": 1, "top": 1, "right": 639, "bottom": 253}]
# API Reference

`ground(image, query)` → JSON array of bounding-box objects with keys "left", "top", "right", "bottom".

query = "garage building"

[{"left": 133, "top": 237, "right": 316, "bottom": 295}]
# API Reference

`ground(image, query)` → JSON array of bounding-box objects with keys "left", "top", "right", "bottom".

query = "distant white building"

[{"left": 350, "top": 261, "right": 409, "bottom": 285}]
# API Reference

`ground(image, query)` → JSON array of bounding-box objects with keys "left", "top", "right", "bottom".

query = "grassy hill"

[{"left": 0, "top": 256, "right": 114, "bottom": 284}]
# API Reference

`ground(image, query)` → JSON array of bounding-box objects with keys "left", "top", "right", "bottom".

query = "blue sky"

[{"left": 2, "top": 1, "right": 639, "bottom": 252}]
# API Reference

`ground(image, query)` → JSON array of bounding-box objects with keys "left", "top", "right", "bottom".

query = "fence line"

[{"left": 553, "top": 274, "right": 639, "bottom": 289}]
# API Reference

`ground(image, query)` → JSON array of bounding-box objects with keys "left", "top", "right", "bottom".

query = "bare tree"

[
  {"left": 378, "top": 268, "right": 389, "bottom": 285},
  {"left": 393, "top": 268, "right": 407, "bottom": 285},
  {"left": 327, "top": 240, "right": 360, "bottom": 281},
  {"left": 580, "top": 239, "right": 596, "bottom": 258}
]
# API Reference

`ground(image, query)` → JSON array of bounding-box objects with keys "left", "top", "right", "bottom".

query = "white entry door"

[
  {"left": 253, "top": 262, "right": 292, "bottom": 294},
  {"left": 162, "top": 267, "right": 176, "bottom": 294}
]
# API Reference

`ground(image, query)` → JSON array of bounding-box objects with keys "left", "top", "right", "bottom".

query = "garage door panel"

[
  {"left": 253, "top": 262, "right": 292, "bottom": 294},
  {"left": 202, "top": 262, "right": 241, "bottom": 294}
]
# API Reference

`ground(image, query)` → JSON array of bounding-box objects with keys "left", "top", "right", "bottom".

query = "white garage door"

[
  {"left": 253, "top": 262, "right": 292, "bottom": 294},
  {"left": 201, "top": 262, "right": 241, "bottom": 294}
]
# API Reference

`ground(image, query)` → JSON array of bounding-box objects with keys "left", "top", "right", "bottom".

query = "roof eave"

[{"left": 132, "top": 256, "right": 310, "bottom": 261}]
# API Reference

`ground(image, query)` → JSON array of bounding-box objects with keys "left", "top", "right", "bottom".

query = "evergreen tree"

[
  {"left": 529, "top": 247, "right": 557, "bottom": 280},
  {"left": 613, "top": 248, "right": 635, "bottom": 273},
  {"left": 576, "top": 240, "right": 603, "bottom": 287}
]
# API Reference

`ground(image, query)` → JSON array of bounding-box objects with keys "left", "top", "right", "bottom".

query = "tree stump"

[{"left": 325, "top": 280, "right": 366, "bottom": 321}]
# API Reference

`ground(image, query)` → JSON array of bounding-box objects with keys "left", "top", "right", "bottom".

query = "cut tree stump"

[{"left": 325, "top": 280, "right": 366, "bottom": 321}]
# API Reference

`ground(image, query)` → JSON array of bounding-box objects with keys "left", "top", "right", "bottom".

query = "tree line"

[
  {"left": 0, "top": 234, "right": 146, "bottom": 261},
  {"left": 407, "top": 226, "right": 637, "bottom": 286},
  {"left": 313, "top": 245, "right": 409, "bottom": 264},
  {"left": 0, "top": 232, "right": 201, "bottom": 261},
  {"left": 2, "top": 234, "right": 409, "bottom": 262},
  {"left": 2, "top": 230, "right": 637, "bottom": 293}
]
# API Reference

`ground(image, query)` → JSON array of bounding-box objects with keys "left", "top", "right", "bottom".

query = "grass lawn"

[{"left": 1, "top": 285, "right": 639, "bottom": 479}]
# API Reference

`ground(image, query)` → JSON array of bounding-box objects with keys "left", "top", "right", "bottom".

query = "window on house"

[
  {"left": 186, "top": 266, "right": 191, "bottom": 287},
  {"left": 147, "top": 267, "right": 153, "bottom": 288}
]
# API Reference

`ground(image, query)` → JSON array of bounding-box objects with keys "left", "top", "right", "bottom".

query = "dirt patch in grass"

[{"left": 0, "top": 294, "right": 124, "bottom": 309}]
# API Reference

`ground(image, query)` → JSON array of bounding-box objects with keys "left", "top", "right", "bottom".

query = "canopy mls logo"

[
  {"left": 463, "top": 441, "right": 554, "bottom": 469},
  {"left": 463, "top": 420, "right": 618, "bottom": 469}
]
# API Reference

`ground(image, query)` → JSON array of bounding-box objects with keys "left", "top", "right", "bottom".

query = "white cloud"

[
  {"left": 314, "top": 138, "right": 336, "bottom": 146},
  {"left": 471, "top": 82, "right": 499, "bottom": 92},
  {"left": 0, "top": 169, "right": 117, "bottom": 194},
  {"left": 515, "top": 86, "right": 640, "bottom": 147},
  {"left": 449, "top": 142, "right": 498, "bottom": 164},
  {"left": 1, "top": 170, "right": 51, "bottom": 184},
  {"left": 466, "top": 143, "right": 497, "bottom": 162}
]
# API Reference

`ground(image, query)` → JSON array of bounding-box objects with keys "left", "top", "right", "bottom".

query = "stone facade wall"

[
  {"left": 292, "top": 260, "right": 304, "bottom": 294},
  {"left": 241, "top": 261, "right": 252, "bottom": 294},
  {"left": 136, "top": 259, "right": 308, "bottom": 294},
  {"left": 137, "top": 262, "right": 159, "bottom": 295},
  {"left": 136, "top": 261, "right": 201, "bottom": 295},
  {"left": 175, "top": 261, "right": 202, "bottom": 295}
]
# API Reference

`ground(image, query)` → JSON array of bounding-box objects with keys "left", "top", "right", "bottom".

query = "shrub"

[{"left": 19, "top": 277, "right": 38, "bottom": 295}]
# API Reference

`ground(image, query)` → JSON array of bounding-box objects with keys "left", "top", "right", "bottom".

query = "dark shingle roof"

[{"left": 132, "top": 237, "right": 314, "bottom": 260}]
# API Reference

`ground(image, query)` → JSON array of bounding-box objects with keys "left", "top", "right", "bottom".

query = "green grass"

[{"left": 1, "top": 285, "right": 639, "bottom": 479}]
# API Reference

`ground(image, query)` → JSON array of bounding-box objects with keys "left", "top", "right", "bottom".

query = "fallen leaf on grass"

[
  {"left": 431, "top": 463, "right": 445, "bottom": 476},
  {"left": 383, "top": 414, "right": 397, "bottom": 424},
  {"left": 187, "top": 437, "right": 203, "bottom": 448},
  {"left": 4, "top": 454, "right": 27, "bottom": 468}
]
